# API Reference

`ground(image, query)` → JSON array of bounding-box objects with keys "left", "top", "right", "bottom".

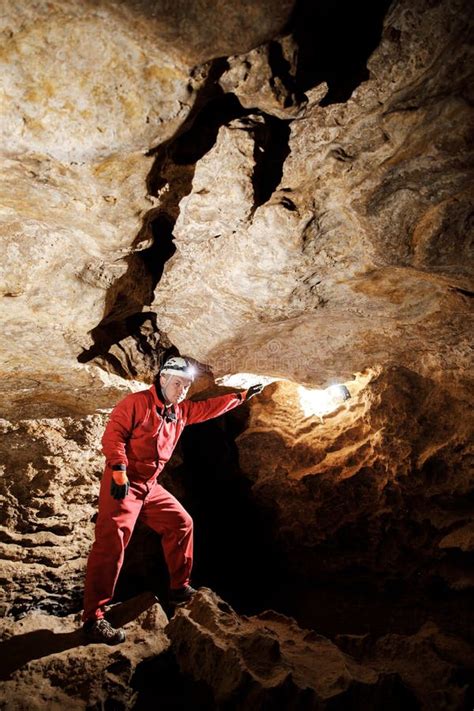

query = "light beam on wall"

[
  {"left": 217, "top": 372, "right": 277, "bottom": 389},
  {"left": 298, "top": 383, "right": 351, "bottom": 418}
]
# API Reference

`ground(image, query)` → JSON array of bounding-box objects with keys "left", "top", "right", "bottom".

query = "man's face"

[{"left": 160, "top": 373, "right": 192, "bottom": 404}]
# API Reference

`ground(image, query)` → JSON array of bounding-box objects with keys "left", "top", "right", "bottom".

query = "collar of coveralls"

[{"left": 150, "top": 383, "right": 178, "bottom": 416}]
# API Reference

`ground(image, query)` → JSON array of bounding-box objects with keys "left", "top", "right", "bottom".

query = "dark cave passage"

[
  {"left": 252, "top": 116, "right": 291, "bottom": 208},
  {"left": 131, "top": 650, "right": 215, "bottom": 711},
  {"left": 287, "top": 0, "right": 393, "bottom": 103},
  {"left": 77, "top": 210, "right": 176, "bottom": 371},
  {"left": 113, "top": 406, "right": 474, "bottom": 654},
  {"left": 151, "top": 92, "right": 247, "bottom": 177}
]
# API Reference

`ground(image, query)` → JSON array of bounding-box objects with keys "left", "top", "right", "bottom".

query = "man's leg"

[
  {"left": 83, "top": 467, "right": 143, "bottom": 623},
  {"left": 139, "top": 483, "right": 193, "bottom": 591}
]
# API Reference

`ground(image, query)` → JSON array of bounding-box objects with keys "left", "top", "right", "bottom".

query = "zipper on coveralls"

[{"left": 144, "top": 409, "right": 166, "bottom": 497}]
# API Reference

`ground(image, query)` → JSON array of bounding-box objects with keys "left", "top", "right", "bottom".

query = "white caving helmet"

[{"left": 160, "top": 356, "right": 196, "bottom": 382}]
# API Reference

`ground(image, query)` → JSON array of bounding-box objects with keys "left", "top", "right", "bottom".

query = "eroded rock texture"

[
  {"left": 154, "top": 0, "right": 473, "bottom": 391},
  {"left": 0, "top": 414, "right": 107, "bottom": 616},
  {"left": 237, "top": 367, "right": 474, "bottom": 591},
  {"left": 0, "top": 0, "right": 296, "bottom": 411},
  {"left": 0, "top": 0, "right": 196, "bottom": 411},
  {"left": 0, "top": 593, "right": 169, "bottom": 710},
  {"left": 167, "top": 588, "right": 417, "bottom": 709},
  {"left": 336, "top": 622, "right": 474, "bottom": 711}
]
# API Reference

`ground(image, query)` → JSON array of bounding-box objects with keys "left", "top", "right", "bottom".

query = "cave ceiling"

[{"left": 0, "top": 0, "right": 473, "bottom": 419}]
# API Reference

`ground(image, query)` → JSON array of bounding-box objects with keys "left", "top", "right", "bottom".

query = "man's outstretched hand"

[
  {"left": 111, "top": 470, "right": 130, "bottom": 500},
  {"left": 245, "top": 383, "right": 265, "bottom": 400}
]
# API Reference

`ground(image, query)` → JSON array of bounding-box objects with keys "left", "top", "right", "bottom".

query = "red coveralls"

[{"left": 83, "top": 384, "right": 245, "bottom": 622}]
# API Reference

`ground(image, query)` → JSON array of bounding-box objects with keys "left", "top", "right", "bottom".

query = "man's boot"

[
  {"left": 169, "top": 584, "right": 197, "bottom": 604},
  {"left": 83, "top": 618, "right": 125, "bottom": 645}
]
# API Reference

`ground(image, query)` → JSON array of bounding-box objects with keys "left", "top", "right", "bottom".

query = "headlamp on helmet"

[{"left": 160, "top": 356, "right": 196, "bottom": 382}]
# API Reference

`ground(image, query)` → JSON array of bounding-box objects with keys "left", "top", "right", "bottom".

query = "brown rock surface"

[
  {"left": 336, "top": 622, "right": 474, "bottom": 711},
  {"left": 120, "top": 0, "right": 296, "bottom": 66},
  {"left": 153, "top": 0, "right": 473, "bottom": 390},
  {"left": 219, "top": 35, "right": 303, "bottom": 118},
  {"left": 0, "top": 413, "right": 107, "bottom": 615},
  {"left": 236, "top": 367, "right": 474, "bottom": 589},
  {"left": 167, "top": 587, "right": 416, "bottom": 709},
  {"left": 0, "top": 593, "right": 169, "bottom": 710}
]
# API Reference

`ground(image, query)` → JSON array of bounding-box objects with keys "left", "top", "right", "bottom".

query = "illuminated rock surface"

[
  {"left": 236, "top": 368, "right": 474, "bottom": 590},
  {"left": 153, "top": 0, "right": 473, "bottom": 390}
]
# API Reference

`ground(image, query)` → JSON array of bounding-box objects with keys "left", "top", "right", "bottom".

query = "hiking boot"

[
  {"left": 169, "top": 584, "right": 197, "bottom": 604},
  {"left": 83, "top": 618, "right": 125, "bottom": 645}
]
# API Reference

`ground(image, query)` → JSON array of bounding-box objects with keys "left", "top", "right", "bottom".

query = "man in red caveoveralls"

[{"left": 82, "top": 356, "right": 263, "bottom": 644}]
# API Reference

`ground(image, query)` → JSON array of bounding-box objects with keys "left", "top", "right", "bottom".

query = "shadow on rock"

[
  {"left": 0, "top": 591, "right": 161, "bottom": 681},
  {"left": 0, "top": 628, "right": 84, "bottom": 680}
]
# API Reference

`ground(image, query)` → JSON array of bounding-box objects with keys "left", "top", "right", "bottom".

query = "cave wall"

[
  {"left": 237, "top": 367, "right": 474, "bottom": 591},
  {"left": 0, "top": 0, "right": 295, "bottom": 414},
  {"left": 0, "top": 414, "right": 107, "bottom": 616}
]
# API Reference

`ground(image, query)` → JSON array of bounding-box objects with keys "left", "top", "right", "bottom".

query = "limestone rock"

[
  {"left": 153, "top": 0, "right": 474, "bottom": 390},
  {"left": 0, "top": 0, "right": 296, "bottom": 405},
  {"left": 166, "top": 588, "right": 415, "bottom": 708},
  {"left": 220, "top": 35, "right": 304, "bottom": 118},
  {"left": 0, "top": 593, "right": 169, "bottom": 711},
  {"left": 0, "top": 413, "right": 107, "bottom": 615},
  {"left": 236, "top": 367, "right": 474, "bottom": 589},
  {"left": 439, "top": 522, "right": 474, "bottom": 553},
  {"left": 90, "top": 313, "right": 170, "bottom": 383},
  {"left": 0, "top": 0, "right": 472, "bottom": 706},
  {"left": 0, "top": 0, "right": 204, "bottom": 409},
  {"left": 0, "top": 366, "right": 146, "bottom": 421},
  {"left": 1, "top": 2, "right": 197, "bottom": 162},
  {"left": 153, "top": 113, "right": 316, "bottom": 363},
  {"left": 111, "top": 0, "right": 296, "bottom": 66},
  {"left": 336, "top": 622, "right": 474, "bottom": 711}
]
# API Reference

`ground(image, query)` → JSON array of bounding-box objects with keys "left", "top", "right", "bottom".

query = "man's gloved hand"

[
  {"left": 338, "top": 385, "right": 351, "bottom": 401},
  {"left": 245, "top": 383, "right": 264, "bottom": 400},
  {"left": 110, "top": 470, "right": 130, "bottom": 500}
]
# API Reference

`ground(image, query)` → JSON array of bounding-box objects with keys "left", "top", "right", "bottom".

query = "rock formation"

[
  {"left": 166, "top": 588, "right": 418, "bottom": 709},
  {"left": 236, "top": 367, "right": 474, "bottom": 590},
  {"left": 0, "top": 0, "right": 473, "bottom": 708},
  {"left": 0, "top": 414, "right": 107, "bottom": 616},
  {"left": 0, "top": 593, "right": 169, "bottom": 710}
]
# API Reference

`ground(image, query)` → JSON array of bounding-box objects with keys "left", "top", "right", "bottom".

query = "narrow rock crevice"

[
  {"left": 78, "top": 62, "right": 293, "bottom": 377},
  {"left": 286, "top": 0, "right": 393, "bottom": 103},
  {"left": 145, "top": 56, "right": 239, "bottom": 194},
  {"left": 77, "top": 63, "right": 251, "bottom": 377},
  {"left": 147, "top": 91, "right": 249, "bottom": 221},
  {"left": 251, "top": 114, "right": 291, "bottom": 208},
  {"left": 451, "top": 286, "right": 474, "bottom": 299},
  {"left": 267, "top": 39, "right": 306, "bottom": 108}
]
